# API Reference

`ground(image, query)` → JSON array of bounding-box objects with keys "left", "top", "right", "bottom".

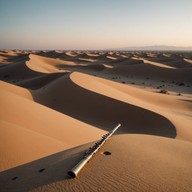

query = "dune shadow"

[
  {"left": 30, "top": 74, "right": 177, "bottom": 139},
  {"left": 0, "top": 56, "right": 45, "bottom": 84},
  {"left": 179, "top": 99, "right": 192, "bottom": 103},
  {"left": 16, "top": 72, "right": 68, "bottom": 90},
  {"left": 56, "top": 63, "right": 105, "bottom": 72}
]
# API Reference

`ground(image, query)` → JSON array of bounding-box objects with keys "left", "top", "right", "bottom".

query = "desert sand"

[{"left": 0, "top": 50, "right": 192, "bottom": 192}]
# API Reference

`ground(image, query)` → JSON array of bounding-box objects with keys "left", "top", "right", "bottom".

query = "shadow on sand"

[{"left": 0, "top": 142, "right": 93, "bottom": 192}]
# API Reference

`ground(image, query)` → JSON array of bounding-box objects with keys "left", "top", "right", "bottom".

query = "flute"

[{"left": 68, "top": 123, "right": 121, "bottom": 178}]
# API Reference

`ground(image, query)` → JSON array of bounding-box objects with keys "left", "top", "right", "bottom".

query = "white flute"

[{"left": 68, "top": 123, "right": 121, "bottom": 178}]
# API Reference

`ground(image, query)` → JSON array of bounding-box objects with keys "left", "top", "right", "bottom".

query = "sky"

[{"left": 0, "top": 0, "right": 192, "bottom": 50}]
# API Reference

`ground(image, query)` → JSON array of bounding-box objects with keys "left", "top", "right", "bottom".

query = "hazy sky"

[{"left": 0, "top": 0, "right": 192, "bottom": 50}]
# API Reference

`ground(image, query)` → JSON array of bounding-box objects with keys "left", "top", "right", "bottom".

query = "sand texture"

[{"left": 0, "top": 50, "right": 192, "bottom": 192}]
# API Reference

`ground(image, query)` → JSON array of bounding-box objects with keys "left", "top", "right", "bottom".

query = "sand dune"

[
  {"left": 144, "top": 54, "right": 192, "bottom": 68},
  {"left": 26, "top": 54, "right": 68, "bottom": 73},
  {"left": 104, "top": 62, "right": 192, "bottom": 83},
  {"left": 0, "top": 50, "right": 192, "bottom": 192},
  {"left": 33, "top": 134, "right": 192, "bottom": 192},
  {"left": 0, "top": 81, "right": 32, "bottom": 99},
  {"left": 0, "top": 85, "right": 106, "bottom": 172},
  {"left": 1, "top": 135, "right": 192, "bottom": 192},
  {"left": 0, "top": 56, "right": 43, "bottom": 83},
  {"left": 30, "top": 72, "right": 177, "bottom": 137}
]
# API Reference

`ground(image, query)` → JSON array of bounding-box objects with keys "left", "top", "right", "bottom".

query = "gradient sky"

[{"left": 0, "top": 0, "right": 192, "bottom": 50}]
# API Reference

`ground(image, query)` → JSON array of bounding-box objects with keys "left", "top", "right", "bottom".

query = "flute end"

[{"left": 68, "top": 171, "right": 76, "bottom": 178}]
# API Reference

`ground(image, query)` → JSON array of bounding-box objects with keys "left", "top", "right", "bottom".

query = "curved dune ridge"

[
  {"left": 32, "top": 72, "right": 177, "bottom": 137},
  {"left": 0, "top": 50, "right": 192, "bottom": 192},
  {"left": 146, "top": 54, "right": 192, "bottom": 68},
  {"left": 0, "top": 57, "right": 44, "bottom": 83}
]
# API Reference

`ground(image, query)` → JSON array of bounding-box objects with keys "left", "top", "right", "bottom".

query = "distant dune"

[
  {"left": 0, "top": 50, "right": 192, "bottom": 192},
  {"left": 111, "top": 45, "right": 192, "bottom": 51}
]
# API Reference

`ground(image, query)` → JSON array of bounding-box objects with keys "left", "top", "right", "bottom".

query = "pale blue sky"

[{"left": 0, "top": 0, "right": 192, "bottom": 50}]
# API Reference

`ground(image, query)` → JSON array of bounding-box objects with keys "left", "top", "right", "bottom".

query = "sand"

[{"left": 0, "top": 50, "right": 192, "bottom": 192}]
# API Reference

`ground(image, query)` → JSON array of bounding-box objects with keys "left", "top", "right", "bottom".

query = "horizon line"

[{"left": 1, "top": 45, "right": 192, "bottom": 51}]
